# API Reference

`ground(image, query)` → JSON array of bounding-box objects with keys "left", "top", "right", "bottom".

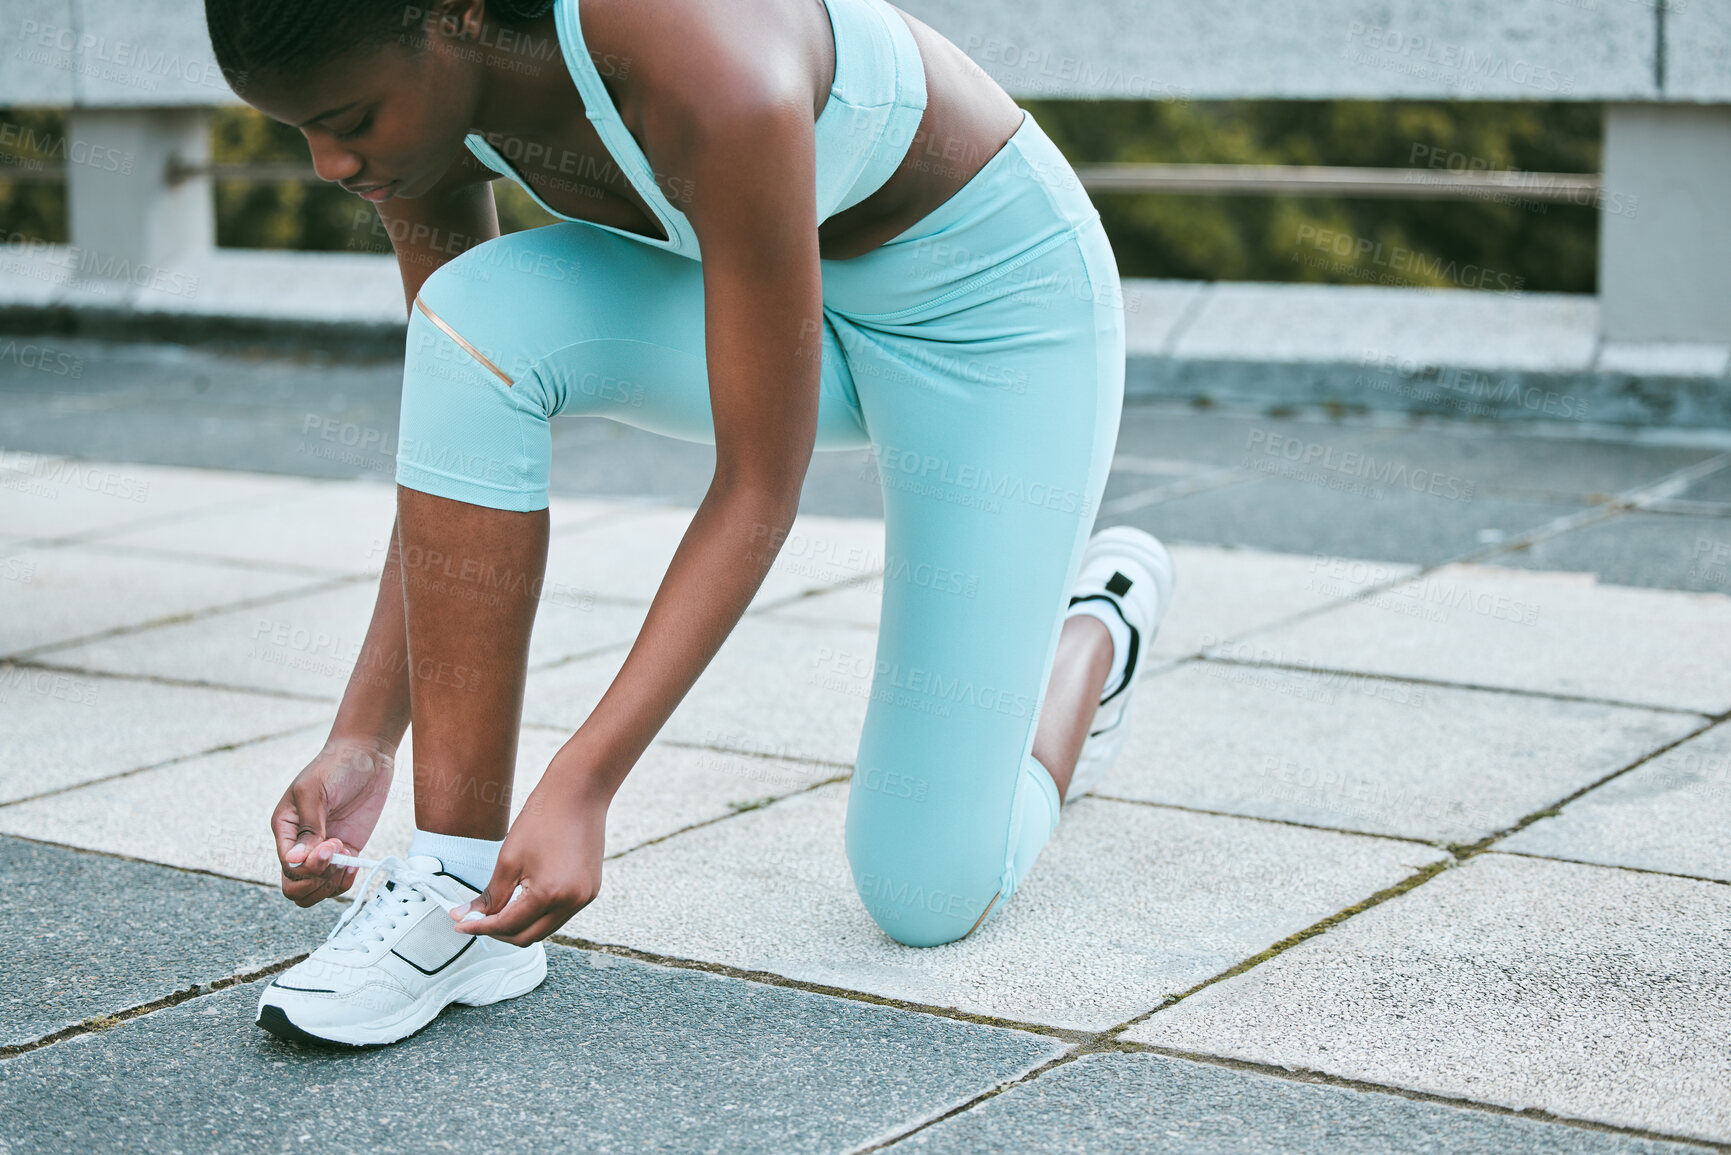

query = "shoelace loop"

[{"left": 323, "top": 853, "right": 467, "bottom": 953}]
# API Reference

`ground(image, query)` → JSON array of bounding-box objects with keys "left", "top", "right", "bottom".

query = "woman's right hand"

[{"left": 271, "top": 736, "right": 397, "bottom": 906}]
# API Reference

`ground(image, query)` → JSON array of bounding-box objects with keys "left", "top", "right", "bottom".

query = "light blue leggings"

[{"left": 396, "top": 110, "right": 1126, "bottom": 946}]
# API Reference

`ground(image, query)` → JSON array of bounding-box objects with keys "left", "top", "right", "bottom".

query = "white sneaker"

[
  {"left": 1062, "top": 526, "right": 1176, "bottom": 803},
  {"left": 256, "top": 853, "right": 547, "bottom": 1047}
]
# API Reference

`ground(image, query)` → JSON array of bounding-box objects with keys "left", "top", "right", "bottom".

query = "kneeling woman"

[{"left": 209, "top": 0, "right": 1175, "bottom": 1047}]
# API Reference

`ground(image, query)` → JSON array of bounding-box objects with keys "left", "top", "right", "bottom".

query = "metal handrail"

[{"left": 0, "top": 158, "right": 1604, "bottom": 202}]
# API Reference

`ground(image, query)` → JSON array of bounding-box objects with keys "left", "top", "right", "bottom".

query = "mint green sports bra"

[{"left": 463, "top": 0, "right": 928, "bottom": 261}]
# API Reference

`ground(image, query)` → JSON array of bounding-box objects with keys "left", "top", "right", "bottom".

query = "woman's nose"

[{"left": 306, "top": 136, "right": 363, "bottom": 184}]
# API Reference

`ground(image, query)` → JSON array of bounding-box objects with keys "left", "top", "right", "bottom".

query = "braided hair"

[{"left": 206, "top": 0, "right": 556, "bottom": 89}]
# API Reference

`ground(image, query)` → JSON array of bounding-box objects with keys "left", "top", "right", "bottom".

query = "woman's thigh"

[
  {"left": 397, "top": 222, "right": 871, "bottom": 511},
  {"left": 824, "top": 111, "right": 1127, "bottom": 945}
]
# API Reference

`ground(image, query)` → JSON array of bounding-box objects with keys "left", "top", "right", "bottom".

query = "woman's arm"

[
  {"left": 270, "top": 158, "right": 509, "bottom": 901},
  {"left": 453, "top": 0, "right": 826, "bottom": 945},
  {"left": 323, "top": 154, "right": 505, "bottom": 747}
]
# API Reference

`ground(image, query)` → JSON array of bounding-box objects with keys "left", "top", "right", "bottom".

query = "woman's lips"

[{"left": 356, "top": 182, "right": 395, "bottom": 203}]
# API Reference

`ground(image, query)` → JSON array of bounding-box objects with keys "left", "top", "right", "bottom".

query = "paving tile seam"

[
  {"left": 1641, "top": 497, "right": 1731, "bottom": 518},
  {"left": 601, "top": 771, "right": 852, "bottom": 863},
  {"left": 1067, "top": 710, "right": 1730, "bottom": 1042},
  {"left": 1120, "top": 1042, "right": 1731, "bottom": 1154},
  {"left": 2, "top": 657, "right": 339, "bottom": 706},
  {"left": 6, "top": 572, "right": 370, "bottom": 663},
  {"left": 848, "top": 1045, "right": 1097, "bottom": 1155},
  {"left": 35, "top": 537, "right": 365, "bottom": 580},
  {"left": 1455, "top": 451, "right": 1731, "bottom": 564},
  {"left": 0, "top": 720, "right": 325, "bottom": 810},
  {"left": 1097, "top": 467, "right": 1255, "bottom": 517},
  {"left": 1109, "top": 857, "right": 1459, "bottom": 1032},
  {"left": 543, "top": 933, "right": 1093, "bottom": 1044},
  {"left": 1485, "top": 847, "right": 1731, "bottom": 888},
  {"left": 0, "top": 473, "right": 328, "bottom": 553},
  {"left": 1191, "top": 451, "right": 1731, "bottom": 657},
  {"left": 1083, "top": 791, "right": 1454, "bottom": 850},
  {"left": 0, "top": 829, "right": 303, "bottom": 894},
  {"left": 0, "top": 953, "right": 311, "bottom": 1063},
  {"left": 1184, "top": 653, "right": 1712, "bottom": 717},
  {"left": 1452, "top": 712, "right": 1728, "bottom": 856},
  {"left": 652, "top": 736, "right": 856, "bottom": 773}
]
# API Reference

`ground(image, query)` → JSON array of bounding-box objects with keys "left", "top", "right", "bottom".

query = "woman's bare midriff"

[{"left": 484, "top": 0, "right": 1024, "bottom": 261}]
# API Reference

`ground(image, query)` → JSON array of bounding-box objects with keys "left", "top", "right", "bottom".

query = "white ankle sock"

[
  {"left": 407, "top": 828, "right": 503, "bottom": 891},
  {"left": 1065, "top": 599, "right": 1132, "bottom": 703}
]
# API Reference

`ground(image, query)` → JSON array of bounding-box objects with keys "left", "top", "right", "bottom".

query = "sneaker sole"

[{"left": 256, "top": 945, "right": 548, "bottom": 1048}]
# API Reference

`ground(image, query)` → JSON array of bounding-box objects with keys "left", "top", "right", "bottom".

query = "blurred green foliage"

[
  {"left": 0, "top": 109, "right": 68, "bottom": 242},
  {"left": 1021, "top": 98, "right": 1601, "bottom": 292},
  {"left": 2, "top": 99, "right": 1599, "bottom": 291}
]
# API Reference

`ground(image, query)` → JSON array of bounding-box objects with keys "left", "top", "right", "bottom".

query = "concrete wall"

[{"left": 3, "top": 0, "right": 1724, "bottom": 107}]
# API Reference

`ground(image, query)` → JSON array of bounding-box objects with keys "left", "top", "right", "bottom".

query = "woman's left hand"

[{"left": 450, "top": 768, "right": 608, "bottom": 947}]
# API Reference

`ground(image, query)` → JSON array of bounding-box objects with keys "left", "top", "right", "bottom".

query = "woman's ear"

[{"left": 421, "top": 0, "right": 490, "bottom": 46}]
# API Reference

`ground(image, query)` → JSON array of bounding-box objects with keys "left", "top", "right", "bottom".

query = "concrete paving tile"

[
  {"left": 1105, "top": 662, "right": 1701, "bottom": 843},
  {"left": 45, "top": 580, "right": 646, "bottom": 698},
  {"left": 1172, "top": 285, "right": 1600, "bottom": 373},
  {"left": 526, "top": 615, "right": 877, "bottom": 766},
  {"left": 1242, "top": 562, "right": 1731, "bottom": 712},
  {"left": 98, "top": 484, "right": 640, "bottom": 576},
  {"left": 1113, "top": 405, "right": 1402, "bottom": 471},
  {"left": 883, "top": 1051, "right": 1707, "bottom": 1155},
  {"left": 0, "top": 836, "right": 325, "bottom": 1047},
  {"left": 0, "top": 674, "right": 325, "bottom": 804},
  {"left": 0, "top": 544, "right": 322, "bottom": 658},
  {"left": 1127, "top": 854, "right": 1731, "bottom": 1144},
  {"left": 1349, "top": 428, "right": 1719, "bottom": 501},
  {"left": 0, "top": 947, "right": 1066, "bottom": 1155},
  {"left": 1109, "top": 477, "right": 1582, "bottom": 568},
  {"left": 568, "top": 785, "right": 1447, "bottom": 1031},
  {"left": 95, "top": 480, "right": 402, "bottom": 575},
  {"left": 547, "top": 504, "right": 886, "bottom": 610},
  {"left": 1680, "top": 466, "right": 1731, "bottom": 505},
  {"left": 1121, "top": 279, "right": 1210, "bottom": 356},
  {"left": 1487, "top": 512, "right": 1731, "bottom": 594},
  {"left": 0, "top": 728, "right": 834, "bottom": 888},
  {"left": 1500, "top": 723, "right": 1731, "bottom": 882},
  {"left": 0, "top": 454, "right": 315, "bottom": 541},
  {"left": 764, "top": 544, "right": 1424, "bottom": 663}
]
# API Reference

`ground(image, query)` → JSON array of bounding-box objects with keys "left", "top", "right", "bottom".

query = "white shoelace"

[{"left": 323, "top": 853, "right": 470, "bottom": 954}]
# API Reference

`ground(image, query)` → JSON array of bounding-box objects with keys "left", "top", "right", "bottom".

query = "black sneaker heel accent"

[{"left": 1066, "top": 592, "right": 1141, "bottom": 706}]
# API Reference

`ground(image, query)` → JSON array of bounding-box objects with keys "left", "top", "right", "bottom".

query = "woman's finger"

[{"left": 451, "top": 880, "right": 537, "bottom": 938}]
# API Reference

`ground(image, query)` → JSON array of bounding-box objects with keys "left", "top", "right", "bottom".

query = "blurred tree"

[
  {"left": 0, "top": 109, "right": 70, "bottom": 243},
  {"left": 1021, "top": 98, "right": 1601, "bottom": 292},
  {"left": 1, "top": 101, "right": 1600, "bottom": 293}
]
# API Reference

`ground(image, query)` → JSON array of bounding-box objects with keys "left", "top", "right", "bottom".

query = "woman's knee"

[
  {"left": 845, "top": 819, "right": 1004, "bottom": 947},
  {"left": 397, "top": 243, "right": 561, "bottom": 512}
]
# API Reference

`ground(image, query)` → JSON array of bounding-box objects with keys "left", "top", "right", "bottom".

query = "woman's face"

[{"left": 242, "top": 35, "right": 480, "bottom": 204}]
